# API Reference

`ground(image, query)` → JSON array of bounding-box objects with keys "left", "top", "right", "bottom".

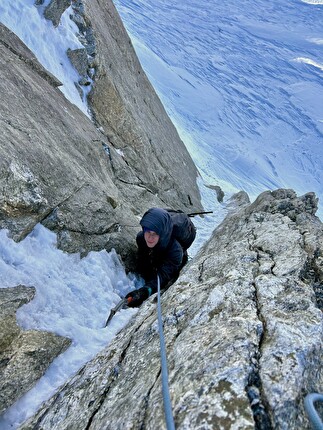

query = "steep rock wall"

[
  {"left": 0, "top": 22, "right": 136, "bottom": 265},
  {"left": 20, "top": 189, "right": 323, "bottom": 430},
  {"left": 83, "top": 0, "right": 200, "bottom": 209},
  {"left": 0, "top": 0, "right": 202, "bottom": 266}
]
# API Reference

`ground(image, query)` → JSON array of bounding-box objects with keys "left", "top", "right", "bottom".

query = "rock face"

[
  {"left": 0, "top": 286, "right": 71, "bottom": 415},
  {"left": 1, "top": 2, "right": 322, "bottom": 429},
  {"left": 20, "top": 190, "right": 323, "bottom": 430},
  {"left": 83, "top": 0, "right": 200, "bottom": 210},
  {"left": 0, "top": 0, "right": 202, "bottom": 268}
]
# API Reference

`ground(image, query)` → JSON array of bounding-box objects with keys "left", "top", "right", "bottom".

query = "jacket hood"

[{"left": 140, "top": 208, "right": 173, "bottom": 249}]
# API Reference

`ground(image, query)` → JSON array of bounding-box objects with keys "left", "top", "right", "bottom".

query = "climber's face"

[{"left": 144, "top": 230, "right": 160, "bottom": 248}]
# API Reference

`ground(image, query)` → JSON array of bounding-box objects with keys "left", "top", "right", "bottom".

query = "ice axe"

[{"left": 105, "top": 296, "right": 133, "bottom": 326}]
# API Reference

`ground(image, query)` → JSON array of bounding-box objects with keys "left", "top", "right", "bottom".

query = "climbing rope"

[
  {"left": 304, "top": 393, "right": 323, "bottom": 430},
  {"left": 157, "top": 274, "right": 175, "bottom": 430}
]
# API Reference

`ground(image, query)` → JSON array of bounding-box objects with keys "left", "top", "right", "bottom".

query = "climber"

[{"left": 125, "top": 207, "right": 196, "bottom": 307}]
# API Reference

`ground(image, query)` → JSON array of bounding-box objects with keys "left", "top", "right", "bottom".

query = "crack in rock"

[
  {"left": 246, "top": 237, "right": 274, "bottom": 429},
  {"left": 139, "top": 367, "right": 162, "bottom": 430},
  {"left": 84, "top": 336, "right": 134, "bottom": 430}
]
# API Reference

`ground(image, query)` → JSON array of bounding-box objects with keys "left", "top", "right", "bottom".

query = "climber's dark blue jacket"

[{"left": 136, "top": 208, "right": 184, "bottom": 294}]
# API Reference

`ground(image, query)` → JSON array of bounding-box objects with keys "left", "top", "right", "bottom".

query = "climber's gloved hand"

[{"left": 125, "top": 287, "right": 150, "bottom": 308}]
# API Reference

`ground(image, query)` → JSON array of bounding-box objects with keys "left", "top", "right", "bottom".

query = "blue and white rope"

[
  {"left": 157, "top": 274, "right": 175, "bottom": 430},
  {"left": 305, "top": 393, "right": 323, "bottom": 430}
]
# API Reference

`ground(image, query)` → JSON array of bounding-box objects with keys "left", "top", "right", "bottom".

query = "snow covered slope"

[{"left": 114, "top": 0, "right": 323, "bottom": 218}]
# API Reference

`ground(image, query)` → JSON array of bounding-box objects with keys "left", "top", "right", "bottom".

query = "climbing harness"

[
  {"left": 304, "top": 393, "right": 323, "bottom": 430},
  {"left": 157, "top": 274, "right": 175, "bottom": 430}
]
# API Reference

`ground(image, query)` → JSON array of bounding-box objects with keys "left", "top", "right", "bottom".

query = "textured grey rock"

[
  {"left": 205, "top": 184, "right": 225, "bottom": 203},
  {"left": 44, "top": 0, "right": 70, "bottom": 27},
  {"left": 20, "top": 190, "right": 323, "bottom": 430},
  {"left": 0, "top": 285, "right": 36, "bottom": 351},
  {"left": 70, "top": 1, "right": 96, "bottom": 56},
  {"left": 0, "top": 24, "right": 136, "bottom": 265},
  {"left": 0, "top": 18, "right": 201, "bottom": 269},
  {"left": 82, "top": 0, "right": 201, "bottom": 210},
  {"left": 0, "top": 286, "right": 71, "bottom": 415},
  {"left": 66, "top": 48, "right": 90, "bottom": 85},
  {"left": 0, "top": 24, "right": 61, "bottom": 87}
]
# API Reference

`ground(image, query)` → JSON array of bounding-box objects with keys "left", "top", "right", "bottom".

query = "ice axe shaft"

[{"left": 187, "top": 211, "right": 213, "bottom": 217}]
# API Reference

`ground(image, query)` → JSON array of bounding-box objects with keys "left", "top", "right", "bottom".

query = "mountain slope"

[{"left": 114, "top": 0, "right": 323, "bottom": 218}]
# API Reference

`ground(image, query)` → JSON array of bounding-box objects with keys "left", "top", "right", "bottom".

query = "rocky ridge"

[{"left": 18, "top": 189, "right": 323, "bottom": 430}]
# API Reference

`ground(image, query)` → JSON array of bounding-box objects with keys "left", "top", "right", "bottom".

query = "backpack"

[{"left": 166, "top": 209, "right": 196, "bottom": 250}]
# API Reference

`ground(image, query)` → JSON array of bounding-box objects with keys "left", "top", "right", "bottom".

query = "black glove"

[{"left": 125, "top": 287, "right": 150, "bottom": 308}]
